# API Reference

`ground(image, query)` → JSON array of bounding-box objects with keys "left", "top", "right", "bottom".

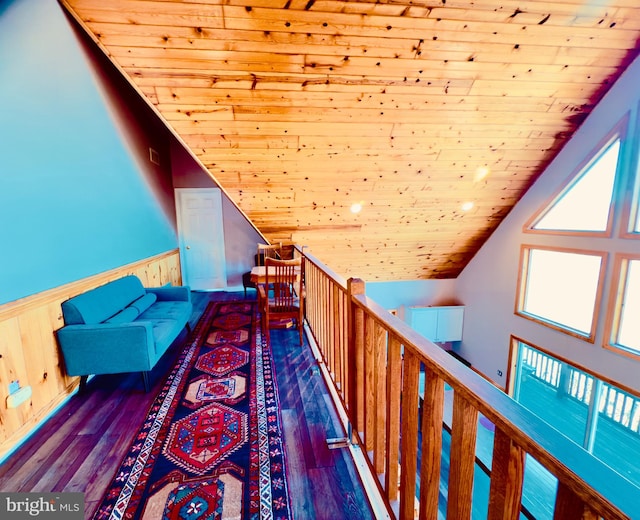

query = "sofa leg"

[
  {"left": 186, "top": 322, "right": 192, "bottom": 335},
  {"left": 142, "top": 371, "right": 150, "bottom": 392},
  {"left": 78, "top": 375, "right": 88, "bottom": 394}
]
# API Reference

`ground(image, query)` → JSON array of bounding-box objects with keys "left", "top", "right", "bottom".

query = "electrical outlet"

[
  {"left": 8, "top": 380, "right": 20, "bottom": 394},
  {"left": 497, "top": 370, "right": 503, "bottom": 377},
  {"left": 6, "top": 385, "right": 32, "bottom": 408}
]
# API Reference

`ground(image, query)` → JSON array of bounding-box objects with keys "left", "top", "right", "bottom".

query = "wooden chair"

[
  {"left": 258, "top": 257, "right": 304, "bottom": 346},
  {"left": 256, "top": 242, "right": 282, "bottom": 266},
  {"left": 242, "top": 242, "right": 282, "bottom": 298}
]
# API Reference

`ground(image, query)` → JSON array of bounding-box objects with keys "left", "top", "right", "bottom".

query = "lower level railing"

[
  {"left": 520, "top": 343, "right": 640, "bottom": 437},
  {"left": 298, "top": 247, "right": 639, "bottom": 520}
]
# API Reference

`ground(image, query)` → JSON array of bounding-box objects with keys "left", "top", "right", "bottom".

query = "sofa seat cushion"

[
  {"left": 138, "top": 301, "right": 192, "bottom": 323},
  {"left": 144, "top": 318, "right": 180, "bottom": 357},
  {"left": 138, "top": 301, "right": 193, "bottom": 358}
]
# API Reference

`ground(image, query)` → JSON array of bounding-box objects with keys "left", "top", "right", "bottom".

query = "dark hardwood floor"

[{"left": 0, "top": 290, "right": 374, "bottom": 520}]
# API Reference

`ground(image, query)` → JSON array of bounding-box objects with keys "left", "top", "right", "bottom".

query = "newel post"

[{"left": 347, "top": 277, "right": 365, "bottom": 441}]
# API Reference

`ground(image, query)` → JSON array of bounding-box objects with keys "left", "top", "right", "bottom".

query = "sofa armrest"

[
  {"left": 146, "top": 286, "right": 191, "bottom": 302},
  {"left": 57, "top": 322, "right": 156, "bottom": 376}
]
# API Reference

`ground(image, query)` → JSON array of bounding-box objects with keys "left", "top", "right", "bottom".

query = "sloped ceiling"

[{"left": 61, "top": 0, "right": 640, "bottom": 281}]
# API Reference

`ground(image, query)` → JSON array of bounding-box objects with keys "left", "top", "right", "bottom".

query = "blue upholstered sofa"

[{"left": 57, "top": 275, "right": 192, "bottom": 390}]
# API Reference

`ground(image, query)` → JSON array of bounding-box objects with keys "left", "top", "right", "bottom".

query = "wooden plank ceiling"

[{"left": 61, "top": 0, "right": 640, "bottom": 281}]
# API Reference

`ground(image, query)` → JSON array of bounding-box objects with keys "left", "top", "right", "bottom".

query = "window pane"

[
  {"left": 523, "top": 249, "right": 602, "bottom": 335},
  {"left": 534, "top": 139, "right": 619, "bottom": 232},
  {"left": 616, "top": 260, "right": 640, "bottom": 352},
  {"left": 515, "top": 343, "right": 589, "bottom": 446},
  {"left": 592, "top": 384, "right": 640, "bottom": 487},
  {"left": 633, "top": 171, "right": 640, "bottom": 231}
]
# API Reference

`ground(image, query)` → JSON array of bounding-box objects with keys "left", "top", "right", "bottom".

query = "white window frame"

[
  {"left": 524, "top": 119, "right": 627, "bottom": 238},
  {"left": 604, "top": 253, "right": 640, "bottom": 359}
]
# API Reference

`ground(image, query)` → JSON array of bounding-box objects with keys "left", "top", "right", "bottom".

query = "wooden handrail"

[{"left": 297, "top": 246, "right": 640, "bottom": 520}]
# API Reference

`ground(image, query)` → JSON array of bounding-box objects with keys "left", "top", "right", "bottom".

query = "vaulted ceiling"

[{"left": 61, "top": 0, "right": 640, "bottom": 281}]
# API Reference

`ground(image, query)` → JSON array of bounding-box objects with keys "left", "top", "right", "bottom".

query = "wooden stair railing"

[{"left": 297, "top": 246, "right": 640, "bottom": 520}]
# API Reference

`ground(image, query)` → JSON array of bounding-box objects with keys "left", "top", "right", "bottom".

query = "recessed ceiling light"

[
  {"left": 474, "top": 166, "right": 490, "bottom": 182},
  {"left": 461, "top": 201, "right": 474, "bottom": 211},
  {"left": 350, "top": 202, "right": 363, "bottom": 214}
]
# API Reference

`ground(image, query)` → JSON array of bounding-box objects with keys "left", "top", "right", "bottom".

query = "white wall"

[
  {"left": 366, "top": 279, "right": 459, "bottom": 311},
  {"left": 456, "top": 54, "right": 640, "bottom": 392}
]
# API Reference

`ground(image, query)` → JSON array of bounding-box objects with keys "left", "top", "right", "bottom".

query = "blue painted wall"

[{"left": 0, "top": 0, "right": 178, "bottom": 305}]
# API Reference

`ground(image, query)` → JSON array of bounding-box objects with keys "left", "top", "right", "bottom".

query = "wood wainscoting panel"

[{"left": 0, "top": 249, "right": 183, "bottom": 458}]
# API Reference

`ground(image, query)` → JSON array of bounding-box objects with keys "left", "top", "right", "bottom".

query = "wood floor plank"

[
  {"left": 309, "top": 467, "right": 374, "bottom": 520},
  {"left": 281, "top": 409, "right": 316, "bottom": 518}
]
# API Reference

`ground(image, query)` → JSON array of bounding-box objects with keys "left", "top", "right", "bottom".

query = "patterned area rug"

[{"left": 92, "top": 301, "right": 292, "bottom": 520}]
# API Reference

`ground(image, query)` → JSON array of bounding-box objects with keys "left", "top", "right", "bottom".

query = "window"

[
  {"left": 631, "top": 192, "right": 640, "bottom": 234},
  {"left": 517, "top": 246, "right": 606, "bottom": 341},
  {"left": 625, "top": 136, "right": 640, "bottom": 236},
  {"left": 605, "top": 254, "right": 640, "bottom": 357},
  {"left": 531, "top": 138, "right": 619, "bottom": 234}
]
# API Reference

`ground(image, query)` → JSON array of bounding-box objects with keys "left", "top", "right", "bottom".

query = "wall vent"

[{"left": 149, "top": 147, "right": 160, "bottom": 165}]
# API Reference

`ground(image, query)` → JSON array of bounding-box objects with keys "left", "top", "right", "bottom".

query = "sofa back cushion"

[
  {"left": 105, "top": 306, "right": 140, "bottom": 324},
  {"left": 130, "top": 292, "right": 157, "bottom": 314},
  {"left": 62, "top": 275, "right": 146, "bottom": 325}
]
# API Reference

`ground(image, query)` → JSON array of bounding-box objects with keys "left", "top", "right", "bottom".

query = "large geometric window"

[
  {"left": 527, "top": 136, "right": 620, "bottom": 235},
  {"left": 605, "top": 255, "right": 640, "bottom": 357},
  {"left": 516, "top": 246, "right": 607, "bottom": 341}
]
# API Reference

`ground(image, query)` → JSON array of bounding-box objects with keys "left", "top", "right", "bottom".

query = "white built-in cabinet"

[{"left": 401, "top": 305, "right": 465, "bottom": 343}]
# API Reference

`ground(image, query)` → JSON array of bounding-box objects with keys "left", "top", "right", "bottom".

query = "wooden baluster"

[
  {"left": 373, "top": 321, "right": 387, "bottom": 475},
  {"left": 312, "top": 266, "right": 318, "bottom": 335},
  {"left": 347, "top": 278, "right": 365, "bottom": 439},
  {"left": 332, "top": 284, "right": 341, "bottom": 387},
  {"left": 400, "top": 351, "right": 420, "bottom": 520},
  {"left": 322, "top": 275, "right": 329, "bottom": 364},
  {"left": 419, "top": 369, "right": 445, "bottom": 520},
  {"left": 447, "top": 392, "right": 478, "bottom": 520},
  {"left": 365, "top": 314, "right": 375, "bottom": 454},
  {"left": 354, "top": 305, "right": 365, "bottom": 438},
  {"left": 308, "top": 265, "right": 316, "bottom": 348},
  {"left": 337, "top": 290, "right": 346, "bottom": 402},
  {"left": 339, "top": 290, "right": 346, "bottom": 400},
  {"left": 554, "top": 482, "right": 597, "bottom": 520},
  {"left": 487, "top": 427, "right": 525, "bottom": 520},
  {"left": 326, "top": 278, "right": 332, "bottom": 371},
  {"left": 316, "top": 270, "right": 322, "bottom": 358},
  {"left": 325, "top": 277, "right": 333, "bottom": 376},
  {"left": 385, "top": 336, "right": 402, "bottom": 502}
]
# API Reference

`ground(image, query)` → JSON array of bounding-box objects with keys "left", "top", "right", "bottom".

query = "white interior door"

[{"left": 175, "top": 188, "right": 227, "bottom": 290}]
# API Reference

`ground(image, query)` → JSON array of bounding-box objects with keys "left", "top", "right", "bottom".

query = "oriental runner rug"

[{"left": 92, "top": 301, "right": 292, "bottom": 520}]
